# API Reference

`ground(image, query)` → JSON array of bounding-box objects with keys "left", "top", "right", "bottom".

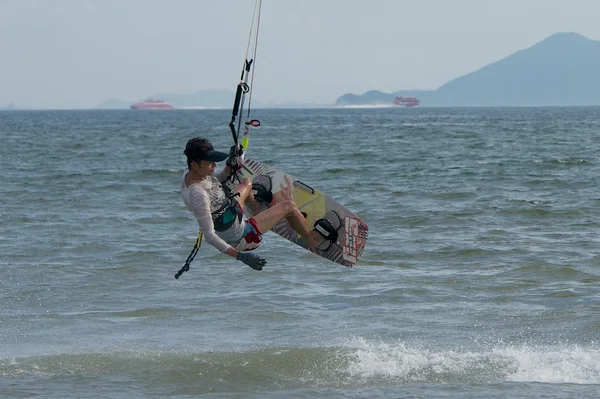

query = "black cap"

[{"left": 184, "top": 137, "right": 228, "bottom": 163}]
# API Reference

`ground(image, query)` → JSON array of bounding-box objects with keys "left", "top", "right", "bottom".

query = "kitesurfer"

[{"left": 180, "top": 137, "right": 317, "bottom": 271}]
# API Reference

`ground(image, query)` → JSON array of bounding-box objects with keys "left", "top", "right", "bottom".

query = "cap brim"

[{"left": 202, "top": 151, "right": 228, "bottom": 162}]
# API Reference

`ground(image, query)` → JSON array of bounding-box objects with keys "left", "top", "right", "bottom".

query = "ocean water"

[{"left": 1, "top": 107, "right": 599, "bottom": 398}]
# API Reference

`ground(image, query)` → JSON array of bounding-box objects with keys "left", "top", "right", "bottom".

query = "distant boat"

[
  {"left": 130, "top": 98, "right": 175, "bottom": 110},
  {"left": 393, "top": 96, "right": 420, "bottom": 107}
]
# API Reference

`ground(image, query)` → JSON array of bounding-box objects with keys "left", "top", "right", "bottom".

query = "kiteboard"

[{"left": 236, "top": 159, "right": 369, "bottom": 267}]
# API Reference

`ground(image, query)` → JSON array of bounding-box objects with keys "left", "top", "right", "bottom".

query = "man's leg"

[
  {"left": 233, "top": 178, "right": 261, "bottom": 214},
  {"left": 251, "top": 200, "right": 319, "bottom": 251}
]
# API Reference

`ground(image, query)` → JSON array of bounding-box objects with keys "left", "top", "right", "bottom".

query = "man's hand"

[
  {"left": 226, "top": 145, "right": 244, "bottom": 170},
  {"left": 236, "top": 251, "right": 266, "bottom": 271}
]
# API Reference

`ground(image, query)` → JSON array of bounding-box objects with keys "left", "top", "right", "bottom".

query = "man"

[{"left": 181, "top": 137, "right": 317, "bottom": 271}]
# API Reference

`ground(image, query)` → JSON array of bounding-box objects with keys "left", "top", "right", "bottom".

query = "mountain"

[
  {"left": 97, "top": 90, "right": 245, "bottom": 109},
  {"left": 97, "top": 90, "right": 329, "bottom": 109},
  {"left": 97, "top": 98, "right": 130, "bottom": 109},
  {"left": 336, "top": 32, "right": 600, "bottom": 106},
  {"left": 336, "top": 90, "right": 433, "bottom": 106},
  {"left": 159, "top": 89, "right": 245, "bottom": 108}
]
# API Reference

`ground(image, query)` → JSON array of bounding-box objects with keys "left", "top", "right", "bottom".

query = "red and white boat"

[
  {"left": 130, "top": 98, "right": 175, "bottom": 110},
  {"left": 393, "top": 96, "right": 420, "bottom": 107}
]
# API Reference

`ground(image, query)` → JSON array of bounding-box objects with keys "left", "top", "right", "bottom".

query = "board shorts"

[{"left": 234, "top": 217, "right": 263, "bottom": 251}]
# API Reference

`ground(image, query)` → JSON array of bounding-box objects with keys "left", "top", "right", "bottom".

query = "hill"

[
  {"left": 97, "top": 90, "right": 245, "bottom": 109},
  {"left": 336, "top": 32, "right": 600, "bottom": 106},
  {"left": 96, "top": 90, "right": 329, "bottom": 109}
]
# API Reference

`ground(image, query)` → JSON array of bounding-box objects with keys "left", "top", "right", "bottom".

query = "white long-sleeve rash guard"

[{"left": 180, "top": 168, "right": 245, "bottom": 253}]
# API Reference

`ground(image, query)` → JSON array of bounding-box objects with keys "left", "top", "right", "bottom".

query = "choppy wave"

[
  {"left": 2, "top": 339, "right": 599, "bottom": 390},
  {"left": 345, "top": 338, "right": 600, "bottom": 385}
]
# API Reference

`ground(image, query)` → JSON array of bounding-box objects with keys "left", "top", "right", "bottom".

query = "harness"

[{"left": 211, "top": 183, "right": 243, "bottom": 232}]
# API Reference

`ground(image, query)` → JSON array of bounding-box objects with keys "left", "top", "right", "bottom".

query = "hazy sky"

[{"left": 1, "top": 0, "right": 599, "bottom": 109}]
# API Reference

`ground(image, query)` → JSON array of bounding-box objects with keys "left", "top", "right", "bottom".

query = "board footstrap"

[
  {"left": 313, "top": 218, "right": 339, "bottom": 242},
  {"left": 251, "top": 181, "right": 273, "bottom": 205}
]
